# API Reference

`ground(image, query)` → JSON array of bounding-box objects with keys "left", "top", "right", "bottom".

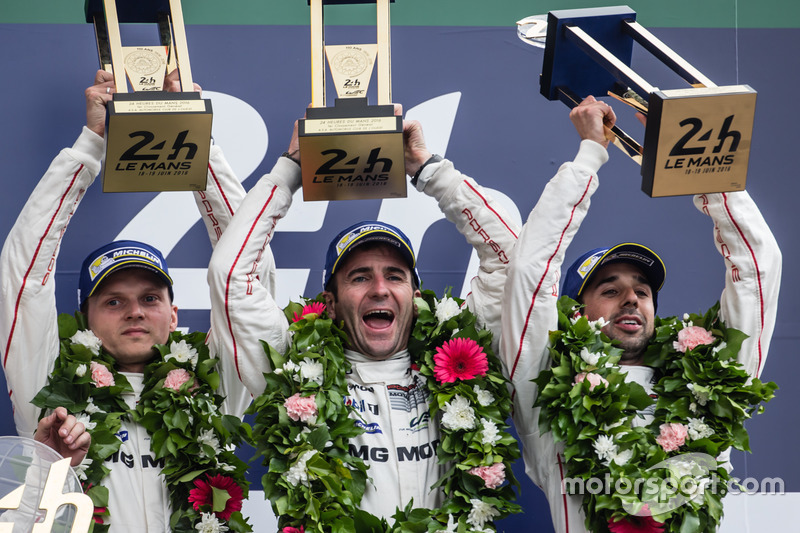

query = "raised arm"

[
  {"left": 206, "top": 122, "right": 302, "bottom": 397},
  {"left": 499, "top": 97, "right": 612, "bottom": 484},
  {"left": 403, "top": 120, "right": 520, "bottom": 354},
  {"left": 0, "top": 71, "right": 111, "bottom": 437},
  {"left": 694, "top": 191, "right": 781, "bottom": 378}
]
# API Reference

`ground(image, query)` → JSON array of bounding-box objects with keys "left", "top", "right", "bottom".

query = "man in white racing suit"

[
  {"left": 207, "top": 118, "right": 519, "bottom": 519},
  {"left": 0, "top": 70, "right": 251, "bottom": 532},
  {"left": 499, "top": 97, "right": 781, "bottom": 532}
]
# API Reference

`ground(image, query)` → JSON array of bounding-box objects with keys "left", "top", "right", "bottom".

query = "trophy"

[
  {"left": 85, "top": 0, "right": 212, "bottom": 192},
  {"left": 298, "top": 0, "right": 406, "bottom": 201},
  {"left": 538, "top": 6, "right": 756, "bottom": 197}
]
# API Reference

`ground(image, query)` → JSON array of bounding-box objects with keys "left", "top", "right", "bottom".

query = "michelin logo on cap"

[
  {"left": 335, "top": 224, "right": 397, "bottom": 257},
  {"left": 603, "top": 251, "right": 654, "bottom": 267},
  {"left": 88, "top": 247, "right": 163, "bottom": 281}
]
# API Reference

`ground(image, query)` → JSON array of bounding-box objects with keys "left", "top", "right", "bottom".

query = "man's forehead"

[
  {"left": 338, "top": 244, "right": 412, "bottom": 274},
  {"left": 590, "top": 262, "right": 650, "bottom": 285}
]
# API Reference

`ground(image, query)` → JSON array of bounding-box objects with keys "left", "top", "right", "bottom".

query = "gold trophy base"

[
  {"left": 641, "top": 87, "right": 756, "bottom": 197},
  {"left": 103, "top": 92, "right": 212, "bottom": 192},
  {"left": 299, "top": 98, "right": 406, "bottom": 202}
]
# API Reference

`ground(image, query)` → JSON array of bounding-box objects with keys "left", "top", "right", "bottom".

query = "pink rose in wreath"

[
  {"left": 164, "top": 368, "right": 195, "bottom": 392},
  {"left": 574, "top": 372, "right": 609, "bottom": 391},
  {"left": 655, "top": 422, "right": 688, "bottom": 452},
  {"left": 673, "top": 326, "right": 715, "bottom": 353},
  {"left": 284, "top": 393, "right": 318, "bottom": 423},
  {"left": 468, "top": 462, "right": 506, "bottom": 489},
  {"left": 90, "top": 362, "right": 115, "bottom": 387}
]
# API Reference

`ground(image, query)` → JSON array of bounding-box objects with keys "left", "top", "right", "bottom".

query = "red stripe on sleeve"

[
  {"left": 721, "top": 192, "right": 766, "bottom": 377},
  {"left": 510, "top": 177, "right": 594, "bottom": 381},
  {"left": 3, "top": 166, "right": 83, "bottom": 370},
  {"left": 464, "top": 180, "right": 519, "bottom": 239},
  {"left": 224, "top": 185, "right": 279, "bottom": 381}
]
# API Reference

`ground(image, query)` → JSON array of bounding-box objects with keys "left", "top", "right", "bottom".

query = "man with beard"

[{"left": 499, "top": 96, "right": 781, "bottom": 532}]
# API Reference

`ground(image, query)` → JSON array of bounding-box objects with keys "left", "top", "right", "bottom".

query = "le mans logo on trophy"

[
  {"left": 528, "top": 5, "right": 756, "bottom": 197},
  {"left": 85, "top": 0, "right": 212, "bottom": 192},
  {"left": 299, "top": 0, "right": 406, "bottom": 202}
]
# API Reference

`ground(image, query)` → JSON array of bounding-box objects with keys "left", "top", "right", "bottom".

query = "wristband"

[
  {"left": 282, "top": 150, "right": 300, "bottom": 165},
  {"left": 411, "top": 154, "right": 443, "bottom": 186}
]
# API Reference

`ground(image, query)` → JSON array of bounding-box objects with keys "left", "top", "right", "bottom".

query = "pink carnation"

[
  {"left": 673, "top": 326, "right": 715, "bottom": 353},
  {"left": 90, "top": 362, "right": 115, "bottom": 387},
  {"left": 468, "top": 462, "right": 506, "bottom": 489},
  {"left": 284, "top": 393, "right": 317, "bottom": 423},
  {"left": 282, "top": 527, "right": 304, "bottom": 533},
  {"left": 655, "top": 423, "right": 688, "bottom": 452},
  {"left": 574, "top": 372, "right": 609, "bottom": 391},
  {"left": 164, "top": 368, "right": 194, "bottom": 392}
]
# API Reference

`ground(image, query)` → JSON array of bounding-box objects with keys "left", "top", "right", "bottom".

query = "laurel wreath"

[
  {"left": 33, "top": 312, "right": 252, "bottom": 533},
  {"left": 534, "top": 298, "right": 777, "bottom": 532},
  {"left": 248, "top": 290, "right": 521, "bottom": 533}
]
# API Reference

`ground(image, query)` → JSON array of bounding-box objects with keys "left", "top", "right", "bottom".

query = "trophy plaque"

[
  {"left": 85, "top": 0, "right": 212, "bottom": 192},
  {"left": 539, "top": 6, "right": 756, "bottom": 197},
  {"left": 298, "top": 0, "right": 406, "bottom": 202}
]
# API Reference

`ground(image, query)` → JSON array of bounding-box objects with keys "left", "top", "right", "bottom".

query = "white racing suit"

[
  {"left": 0, "top": 127, "right": 251, "bottom": 532},
  {"left": 499, "top": 140, "right": 782, "bottom": 533},
  {"left": 207, "top": 156, "right": 519, "bottom": 519}
]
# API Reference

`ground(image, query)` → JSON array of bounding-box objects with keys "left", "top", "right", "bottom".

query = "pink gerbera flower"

[
  {"left": 433, "top": 337, "right": 488, "bottom": 383},
  {"left": 188, "top": 474, "right": 244, "bottom": 520},
  {"left": 282, "top": 527, "right": 305, "bottom": 533},
  {"left": 293, "top": 302, "right": 326, "bottom": 322}
]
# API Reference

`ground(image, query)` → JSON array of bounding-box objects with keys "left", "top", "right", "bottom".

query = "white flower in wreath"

[
  {"left": 689, "top": 402, "right": 698, "bottom": 413},
  {"left": 74, "top": 413, "right": 96, "bottom": 431},
  {"left": 580, "top": 347, "right": 601, "bottom": 366},
  {"left": 593, "top": 434, "right": 618, "bottom": 465},
  {"left": 195, "top": 512, "right": 229, "bottom": 533},
  {"left": 70, "top": 330, "right": 102, "bottom": 355},
  {"left": 299, "top": 359, "right": 324, "bottom": 385},
  {"left": 275, "top": 360, "right": 299, "bottom": 377},
  {"left": 435, "top": 296, "right": 461, "bottom": 324},
  {"left": 75, "top": 364, "right": 88, "bottom": 378},
  {"left": 436, "top": 514, "right": 457, "bottom": 533},
  {"left": 84, "top": 398, "right": 104, "bottom": 415},
  {"left": 197, "top": 428, "right": 221, "bottom": 458},
  {"left": 441, "top": 395, "right": 476, "bottom": 431},
  {"left": 686, "top": 383, "right": 710, "bottom": 406},
  {"left": 219, "top": 462, "right": 236, "bottom": 472},
  {"left": 73, "top": 456, "right": 93, "bottom": 481},
  {"left": 687, "top": 417, "right": 715, "bottom": 440},
  {"left": 612, "top": 448, "right": 633, "bottom": 466},
  {"left": 589, "top": 317, "right": 608, "bottom": 331},
  {"left": 712, "top": 341, "right": 728, "bottom": 354},
  {"left": 480, "top": 418, "right": 501, "bottom": 446},
  {"left": 473, "top": 385, "right": 495, "bottom": 407},
  {"left": 166, "top": 339, "right": 199, "bottom": 369},
  {"left": 467, "top": 498, "right": 501, "bottom": 529},
  {"left": 285, "top": 450, "right": 317, "bottom": 487}
]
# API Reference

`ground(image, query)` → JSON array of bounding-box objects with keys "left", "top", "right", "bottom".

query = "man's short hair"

[
  {"left": 78, "top": 240, "right": 174, "bottom": 308},
  {"left": 322, "top": 221, "right": 420, "bottom": 291}
]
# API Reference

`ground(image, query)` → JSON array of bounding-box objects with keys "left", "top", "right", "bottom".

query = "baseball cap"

[
  {"left": 323, "top": 221, "right": 420, "bottom": 290},
  {"left": 561, "top": 243, "right": 666, "bottom": 310},
  {"left": 78, "top": 240, "right": 174, "bottom": 307}
]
